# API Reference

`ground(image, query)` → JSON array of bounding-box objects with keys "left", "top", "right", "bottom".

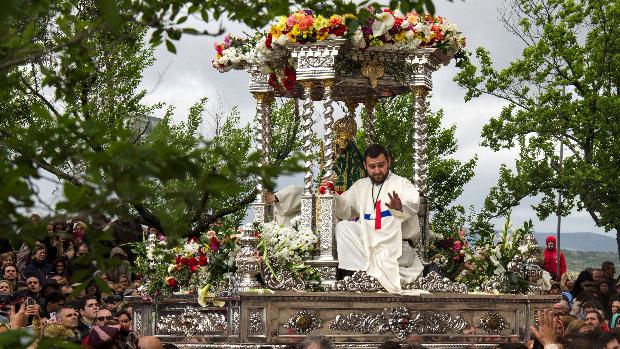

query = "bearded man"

[{"left": 326, "top": 144, "right": 423, "bottom": 293}]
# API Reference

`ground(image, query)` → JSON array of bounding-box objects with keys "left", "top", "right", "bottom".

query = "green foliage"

[
  {"left": 357, "top": 94, "right": 478, "bottom": 235},
  {"left": 454, "top": 0, "right": 620, "bottom": 249}
]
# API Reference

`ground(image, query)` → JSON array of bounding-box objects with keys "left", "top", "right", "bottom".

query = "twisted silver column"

[
  {"left": 262, "top": 93, "right": 274, "bottom": 164},
  {"left": 253, "top": 92, "right": 266, "bottom": 199},
  {"left": 411, "top": 86, "right": 429, "bottom": 195},
  {"left": 322, "top": 80, "right": 335, "bottom": 186},
  {"left": 301, "top": 81, "right": 315, "bottom": 194},
  {"left": 363, "top": 96, "right": 376, "bottom": 146}
]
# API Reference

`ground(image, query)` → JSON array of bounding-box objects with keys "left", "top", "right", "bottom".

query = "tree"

[
  {"left": 454, "top": 0, "right": 620, "bottom": 253},
  {"left": 357, "top": 94, "right": 478, "bottom": 234}
]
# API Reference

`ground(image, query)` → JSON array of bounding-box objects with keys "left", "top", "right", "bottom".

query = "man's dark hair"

[
  {"left": 603, "top": 261, "right": 615, "bottom": 270},
  {"left": 77, "top": 296, "right": 98, "bottom": 310},
  {"left": 566, "top": 335, "right": 594, "bottom": 349},
  {"left": 595, "top": 332, "right": 619, "bottom": 349},
  {"left": 496, "top": 344, "right": 528, "bottom": 349},
  {"left": 379, "top": 340, "right": 401, "bottom": 349},
  {"left": 363, "top": 144, "right": 389, "bottom": 161},
  {"left": 299, "top": 335, "right": 334, "bottom": 349}
]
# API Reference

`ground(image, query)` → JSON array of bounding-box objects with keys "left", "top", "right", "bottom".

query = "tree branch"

[
  {"left": 30, "top": 156, "right": 83, "bottom": 187},
  {"left": 0, "top": 32, "right": 90, "bottom": 71},
  {"left": 191, "top": 188, "right": 259, "bottom": 234},
  {"left": 20, "top": 78, "right": 62, "bottom": 117}
]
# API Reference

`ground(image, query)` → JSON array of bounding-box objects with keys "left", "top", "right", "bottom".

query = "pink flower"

[
  {"left": 453, "top": 240, "right": 462, "bottom": 253},
  {"left": 458, "top": 229, "right": 465, "bottom": 239}
]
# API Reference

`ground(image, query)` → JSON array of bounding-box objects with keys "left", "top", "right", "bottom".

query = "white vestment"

[
  {"left": 272, "top": 185, "right": 304, "bottom": 226},
  {"left": 334, "top": 172, "right": 424, "bottom": 294}
]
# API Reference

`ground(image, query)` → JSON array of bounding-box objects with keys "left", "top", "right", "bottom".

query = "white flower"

[
  {"left": 352, "top": 30, "right": 365, "bottom": 48},
  {"left": 413, "top": 22, "right": 431, "bottom": 40},
  {"left": 167, "top": 264, "right": 176, "bottom": 273},
  {"left": 400, "top": 19, "right": 410, "bottom": 30},
  {"left": 372, "top": 12, "right": 395, "bottom": 37}
]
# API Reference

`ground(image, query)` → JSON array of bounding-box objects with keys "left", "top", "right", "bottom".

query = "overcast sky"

[{"left": 131, "top": 0, "right": 607, "bottom": 235}]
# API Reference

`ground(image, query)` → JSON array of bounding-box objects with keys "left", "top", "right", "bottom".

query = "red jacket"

[{"left": 544, "top": 236, "right": 566, "bottom": 278}]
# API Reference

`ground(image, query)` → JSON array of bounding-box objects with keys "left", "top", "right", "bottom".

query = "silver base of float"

[{"left": 127, "top": 290, "right": 555, "bottom": 348}]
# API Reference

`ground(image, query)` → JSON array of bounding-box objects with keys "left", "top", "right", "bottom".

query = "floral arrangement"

[
  {"left": 427, "top": 228, "right": 469, "bottom": 281},
  {"left": 131, "top": 222, "right": 239, "bottom": 302},
  {"left": 212, "top": 8, "right": 466, "bottom": 76},
  {"left": 456, "top": 218, "right": 544, "bottom": 293},
  {"left": 258, "top": 216, "right": 321, "bottom": 288}
]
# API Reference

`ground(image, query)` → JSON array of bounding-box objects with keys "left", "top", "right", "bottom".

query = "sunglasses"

[{"left": 97, "top": 316, "right": 116, "bottom": 321}]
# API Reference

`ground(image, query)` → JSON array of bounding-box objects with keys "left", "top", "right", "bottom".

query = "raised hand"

[{"left": 386, "top": 191, "right": 402, "bottom": 211}]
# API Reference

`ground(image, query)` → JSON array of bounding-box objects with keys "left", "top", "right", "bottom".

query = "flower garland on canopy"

[{"left": 212, "top": 8, "right": 466, "bottom": 89}]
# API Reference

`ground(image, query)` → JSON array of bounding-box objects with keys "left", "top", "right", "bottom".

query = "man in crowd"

[
  {"left": 95, "top": 308, "right": 116, "bottom": 327},
  {"left": 594, "top": 269, "right": 605, "bottom": 283},
  {"left": 328, "top": 144, "right": 423, "bottom": 293},
  {"left": 77, "top": 296, "right": 99, "bottom": 338},
  {"left": 22, "top": 244, "right": 52, "bottom": 283},
  {"left": 585, "top": 310, "right": 608, "bottom": 333},
  {"left": 2, "top": 265, "right": 18, "bottom": 291},
  {"left": 137, "top": 336, "right": 163, "bottom": 349},
  {"left": 602, "top": 261, "right": 617, "bottom": 293},
  {"left": 543, "top": 235, "right": 566, "bottom": 281},
  {"left": 42, "top": 290, "right": 64, "bottom": 319},
  {"left": 25, "top": 276, "right": 45, "bottom": 312}
]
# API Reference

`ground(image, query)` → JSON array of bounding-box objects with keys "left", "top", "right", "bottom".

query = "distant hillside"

[
  {"left": 534, "top": 232, "right": 618, "bottom": 252},
  {"left": 563, "top": 250, "right": 619, "bottom": 274}
]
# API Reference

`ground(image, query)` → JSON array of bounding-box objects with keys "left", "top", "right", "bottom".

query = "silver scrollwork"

[
  {"left": 284, "top": 310, "right": 323, "bottom": 334},
  {"left": 230, "top": 307, "right": 240, "bottom": 335},
  {"left": 134, "top": 311, "right": 142, "bottom": 335},
  {"left": 262, "top": 262, "right": 306, "bottom": 291},
  {"left": 330, "top": 271, "right": 385, "bottom": 292},
  {"left": 248, "top": 308, "right": 265, "bottom": 336},
  {"left": 329, "top": 313, "right": 388, "bottom": 333},
  {"left": 476, "top": 312, "right": 510, "bottom": 334},
  {"left": 157, "top": 308, "right": 227, "bottom": 339},
  {"left": 410, "top": 86, "right": 429, "bottom": 195},
  {"left": 301, "top": 81, "right": 315, "bottom": 195},
  {"left": 403, "top": 271, "right": 468, "bottom": 293}
]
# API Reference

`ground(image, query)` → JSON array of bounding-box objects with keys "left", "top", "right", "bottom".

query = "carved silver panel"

[
  {"left": 248, "top": 308, "right": 265, "bottom": 336},
  {"left": 476, "top": 312, "right": 510, "bottom": 334},
  {"left": 230, "top": 306, "right": 240, "bottom": 335},
  {"left": 134, "top": 310, "right": 142, "bottom": 335},
  {"left": 262, "top": 265, "right": 306, "bottom": 291},
  {"left": 330, "top": 307, "right": 469, "bottom": 340},
  {"left": 330, "top": 271, "right": 385, "bottom": 292},
  {"left": 284, "top": 310, "right": 323, "bottom": 334},
  {"left": 300, "top": 193, "right": 315, "bottom": 231},
  {"left": 329, "top": 313, "right": 388, "bottom": 333},
  {"left": 317, "top": 194, "right": 337, "bottom": 261},
  {"left": 289, "top": 40, "right": 346, "bottom": 80},
  {"left": 403, "top": 271, "right": 468, "bottom": 293},
  {"left": 157, "top": 308, "right": 227, "bottom": 339}
]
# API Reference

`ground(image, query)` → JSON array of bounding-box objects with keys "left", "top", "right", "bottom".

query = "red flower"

[
  {"left": 198, "top": 255, "right": 208, "bottom": 266},
  {"left": 209, "top": 237, "right": 220, "bottom": 252},
  {"left": 268, "top": 73, "right": 280, "bottom": 91},
  {"left": 329, "top": 24, "right": 347, "bottom": 37},
  {"left": 265, "top": 33, "right": 273, "bottom": 49},
  {"left": 318, "top": 181, "right": 335, "bottom": 194},
  {"left": 190, "top": 265, "right": 199, "bottom": 272},
  {"left": 175, "top": 255, "right": 182, "bottom": 264},
  {"left": 166, "top": 277, "right": 178, "bottom": 288},
  {"left": 282, "top": 66, "right": 296, "bottom": 91},
  {"left": 187, "top": 258, "right": 198, "bottom": 267}
]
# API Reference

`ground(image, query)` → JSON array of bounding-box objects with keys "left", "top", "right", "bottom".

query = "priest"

[
  {"left": 265, "top": 185, "right": 304, "bottom": 226},
  {"left": 325, "top": 144, "right": 423, "bottom": 293}
]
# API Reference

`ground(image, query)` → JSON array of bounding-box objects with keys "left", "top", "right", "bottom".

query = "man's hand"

[
  {"left": 386, "top": 191, "right": 402, "bottom": 211},
  {"left": 530, "top": 309, "right": 557, "bottom": 346},
  {"left": 264, "top": 192, "right": 277, "bottom": 204}
]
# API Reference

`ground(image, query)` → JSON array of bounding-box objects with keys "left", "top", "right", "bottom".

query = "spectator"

[
  {"left": 61, "top": 284, "right": 74, "bottom": 298},
  {"left": 1, "top": 265, "right": 17, "bottom": 292},
  {"left": 137, "top": 336, "right": 163, "bottom": 349},
  {"left": 572, "top": 270, "right": 595, "bottom": 298},
  {"left": 77, "top": 296, "right": 100, "bottom": 339},
  {"left": 595, "top": 332, "right": 620, "bottom": 349},
  {"left": 107, "top": 247, "right": 132, "bottom": 283},
  {"left": 0, "top": 280, "right": 10, "bottom": 295},
  {"left": 67, "top": 243, "right": 96, "bottom": 278},
  {"left": 86, "top": 324, "right": 125, "bottom": 349},
  {"left": 51, "top": 257, "right": 69, "bottom": 284},
  {"left": 603, "top": 262, "right": 616, "bottom": 280},
  {"left": 72, "top": 220, "right": 87, "bottom": 245},
  {"left": 42, "top": 290, "right": 65, "bottom": 319},
  {"left": 95, "top": 308, "right": 117, "bottom": 327},
  {"left": 561, "top": 272, "right": 575, "bottom": 292},
  {"left": 24, "top": 276, "right": 46, "bottom": 312},
  {"left": 47, "top": 222, "right": 75, "bottom": 261},
  {"left": 594, "top": 269, "right": 605, "bottom": 283},
  {"left": 299, "top": 335, "right": 334, "bottom": 349},
  {"left": 585, "top": 309, "right": 609, "bottom": 333},
  {"left": 0, "top": 252, "right": 15, "bottom": 269},
  {"left": 543, "top": 236, "right": 566, "bottom": 281},
  {"left": 565, "top": 319, "right": 588, "bottom": 336},
  {"left": 22, "top": 243, "right": 53, "bottom": 283},
  {"left": 117, "top": 309, "right": 138, "bottom": 349}
]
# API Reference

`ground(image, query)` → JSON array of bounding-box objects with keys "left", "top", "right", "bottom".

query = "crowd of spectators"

[
  {"left": 0, "top": 214, "right": 161, "bottom": 349},
  {"left": 4, "top": 216, "right": 620, "bottom": 349}
]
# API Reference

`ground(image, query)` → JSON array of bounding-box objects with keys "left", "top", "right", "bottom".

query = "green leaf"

[{"left": 165, "top": 39, "right": 177, "bottom": 53}]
